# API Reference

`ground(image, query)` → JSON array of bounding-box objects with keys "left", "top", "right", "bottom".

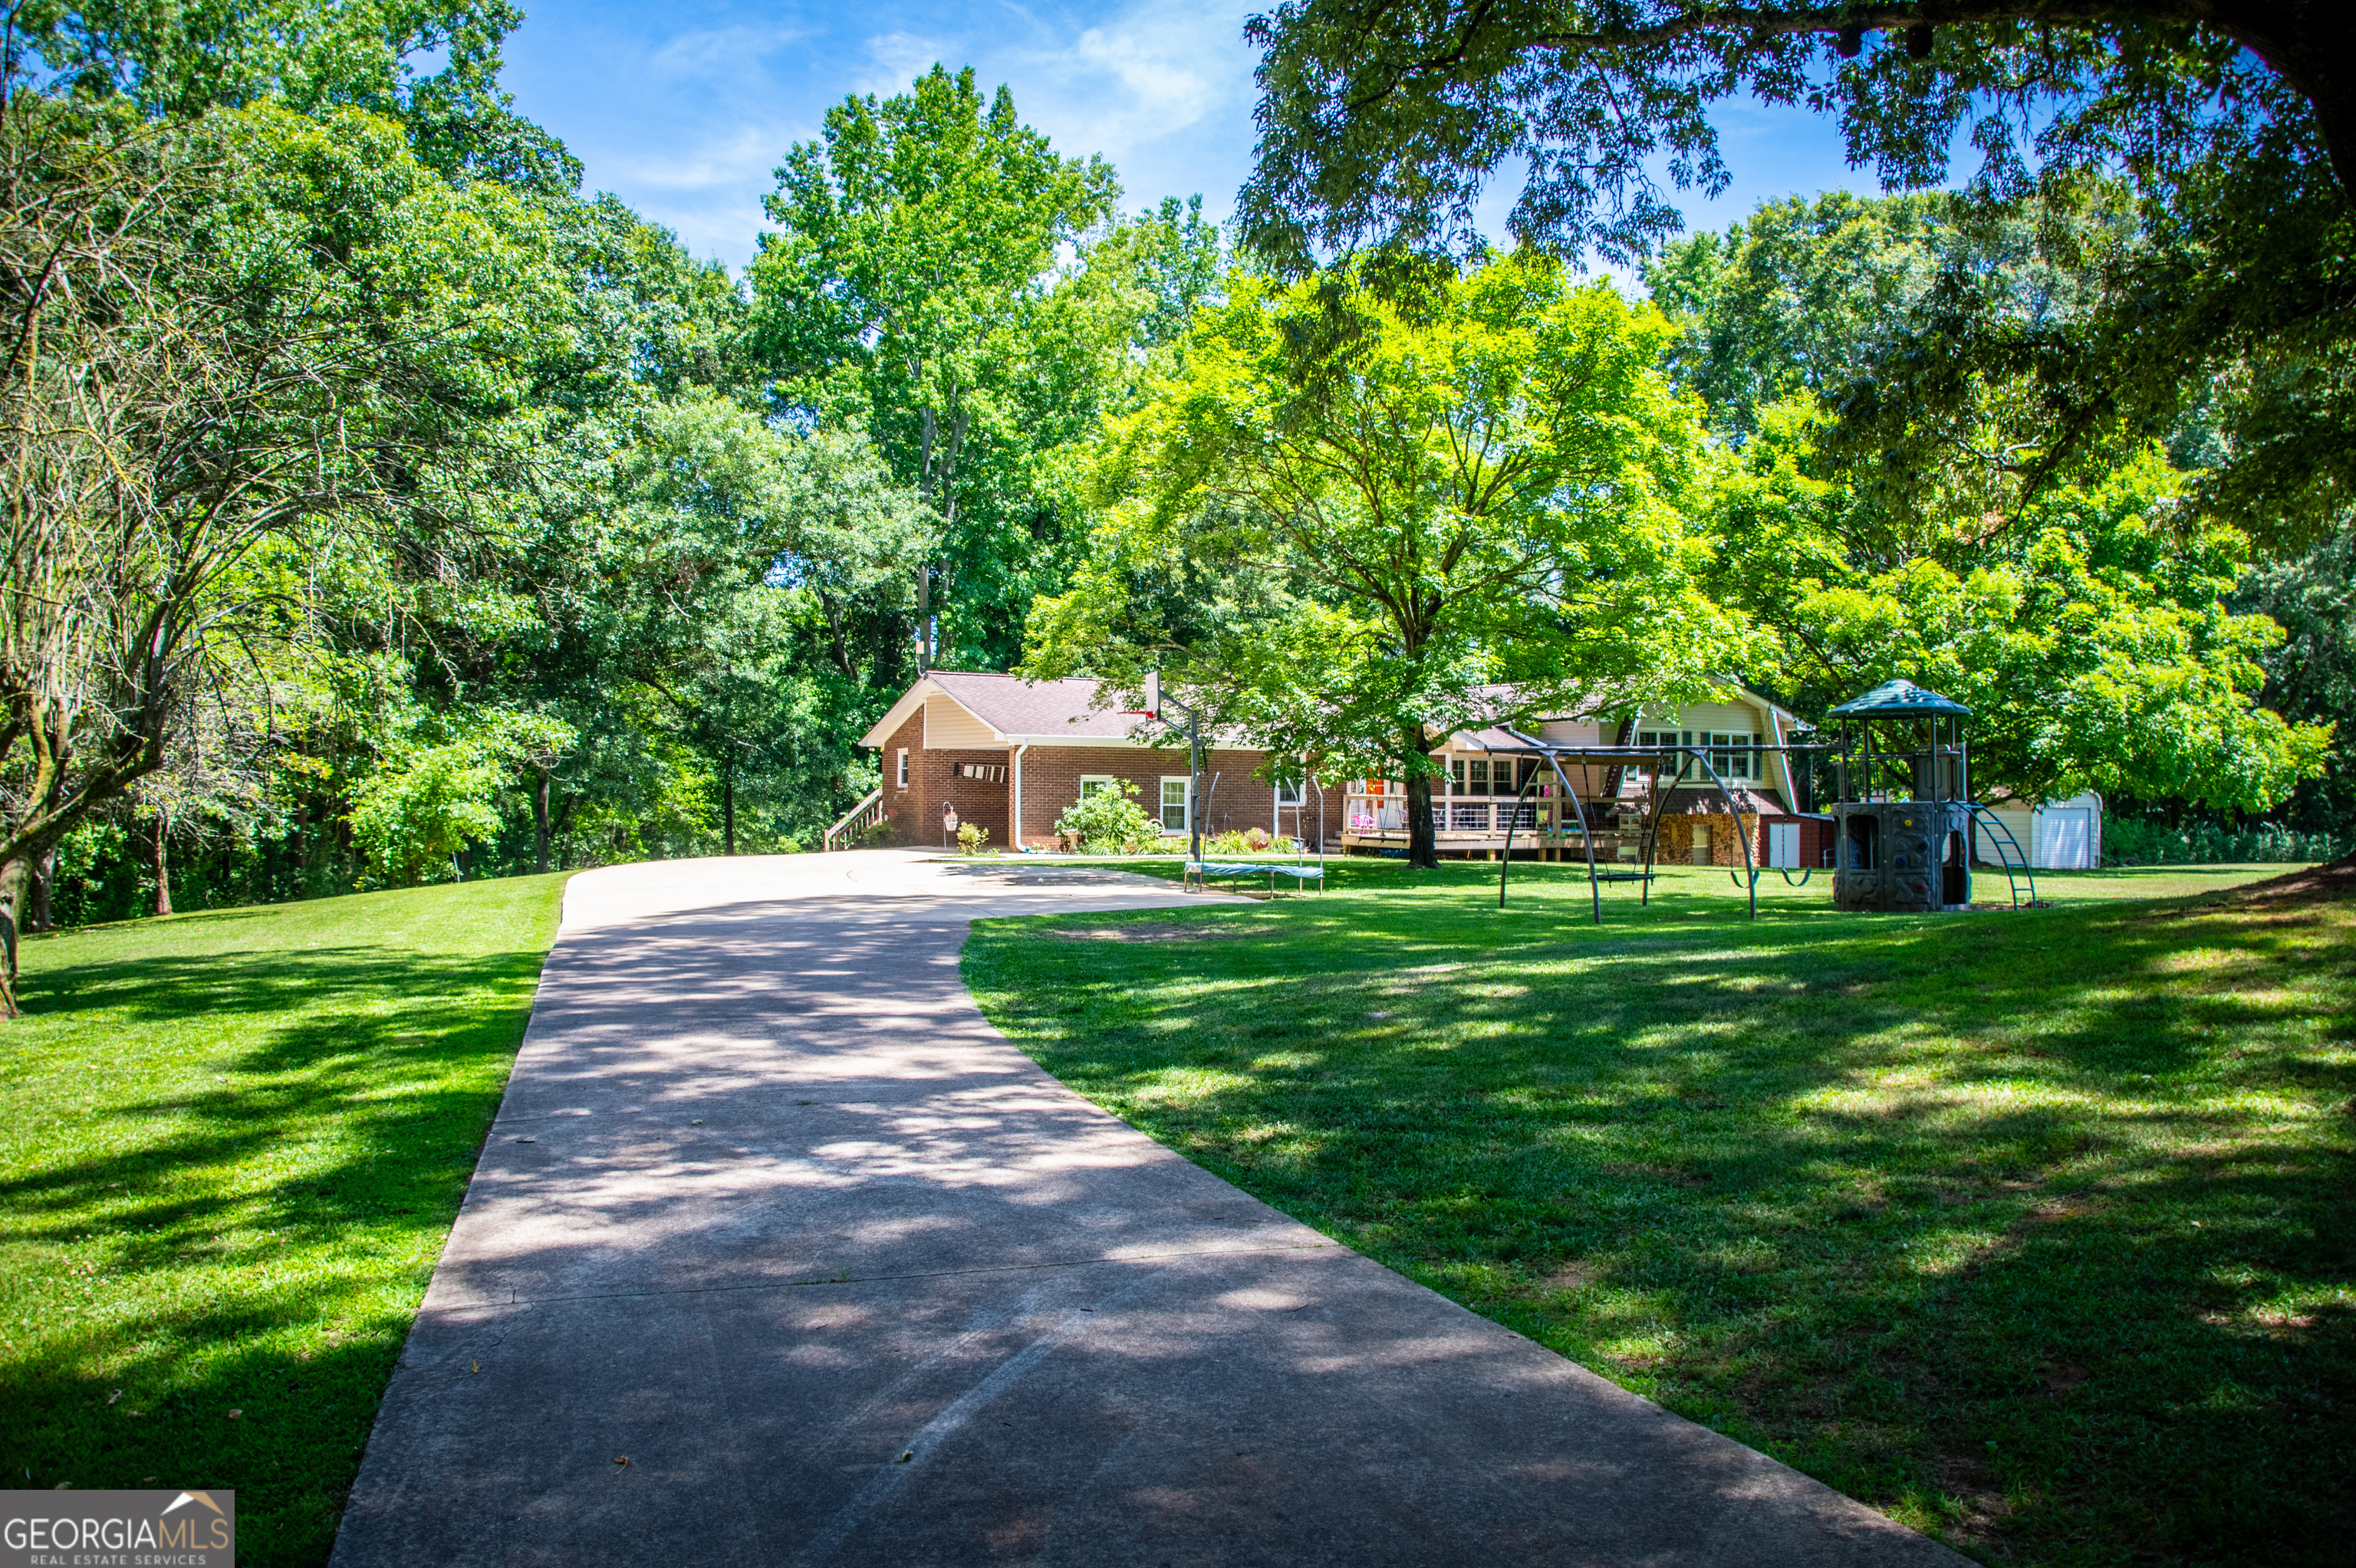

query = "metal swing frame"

[{"left": 1483, "top": 732, "right": 1842, "bottom": 922}]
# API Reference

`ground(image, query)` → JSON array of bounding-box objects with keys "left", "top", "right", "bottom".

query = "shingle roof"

[
  {"left": 1657, "top": 784, "right": 1795, "bottom": 817},
  {"left": 921, "top": 672, "right": 1145, "bottom": 739}
]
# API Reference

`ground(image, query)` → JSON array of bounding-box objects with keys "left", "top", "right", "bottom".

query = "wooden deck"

[{"left": 1337, "top": 828, "right": 1653, "bottom": 862}]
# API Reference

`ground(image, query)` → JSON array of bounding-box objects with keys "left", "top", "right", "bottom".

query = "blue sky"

[{"left": 498, "top": 0, "right": 1895, "bottom": 274}]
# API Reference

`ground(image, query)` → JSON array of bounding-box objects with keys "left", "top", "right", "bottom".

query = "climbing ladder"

[{"left": 1967, "top": 804, "right": 2038, "bottom": 909}]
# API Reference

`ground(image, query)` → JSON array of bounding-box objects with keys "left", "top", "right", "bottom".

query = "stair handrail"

[{"left": 823, "top": 786, "right": 885, "bottom": 852}]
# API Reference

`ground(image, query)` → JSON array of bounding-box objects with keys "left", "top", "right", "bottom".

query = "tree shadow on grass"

[
  {"left": 968, "top": 880, "right": 2356, "bottom": 1566},
  {"left": 0, "top": 941, "right": 551, "bottom": 1568}
]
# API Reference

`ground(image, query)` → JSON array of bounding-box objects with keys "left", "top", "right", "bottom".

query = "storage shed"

[{"left": 1971, "top": 793, "right": 2104, "bottom": 869}]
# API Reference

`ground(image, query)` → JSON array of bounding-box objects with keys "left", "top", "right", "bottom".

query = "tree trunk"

[
  {"left": 0, "top": 853, "right": 28, "bottom": 1015},
  {"left": 28, "top": 846, "right": 54, "bottom": 933},
  {"left": 534, "top": 767, "right": 551, "bottom": 875},
  {"left": 722, "top": 764, "right": 737, "bottom": 856},
  {"left": 153, "top": 806, "right": 172, "bottom": 917},
  {"left": 1404, "top": 729, "right": 1440, "bottom": 869},
  {"left": 916, "top": 564, "right": 932, "bottom": 672}
]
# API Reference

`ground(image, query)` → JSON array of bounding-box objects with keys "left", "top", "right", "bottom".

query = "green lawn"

[
  {"left": 0, "top": 876, "right": 565, "bottom": 1566},
  {"left": 966, "top": 860, "right": 2355, "bottom": 1567}
]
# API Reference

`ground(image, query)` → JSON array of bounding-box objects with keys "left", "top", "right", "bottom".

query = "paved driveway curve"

[{"left": 331, "top": 850, "right": 1963, "bottom": 1567}]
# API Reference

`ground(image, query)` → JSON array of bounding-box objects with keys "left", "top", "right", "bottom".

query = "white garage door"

[{"left": 2035, "top": 808, "right": 2092, "bottom": 869}]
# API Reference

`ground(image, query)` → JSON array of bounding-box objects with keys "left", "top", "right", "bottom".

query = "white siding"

[
  {"left": 1974, "top": 795, "right": 2103, "bottom": 869},
  {"left": 1642, "top": 700, "right": 1766, "bottom": 735},
  {"left": 1974, "top": 810, "right": 2034, "bottom": 866},
  {"left": 923, "top": 695, "right": 999, "bottom": 749}
]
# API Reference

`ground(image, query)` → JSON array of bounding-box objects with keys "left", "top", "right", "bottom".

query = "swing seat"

[{"left": 1184, "top": 861, "right": 1327, "bottom": 894}]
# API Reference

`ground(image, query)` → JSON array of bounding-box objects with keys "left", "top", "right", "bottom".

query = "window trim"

[
  {"left": 896, "top": 748, "right": 909, "bottom": 789},
  {"left": 1078, "top": 774, "right": 1116, "bottom": 800},
  {"left": 1158, "top": 775, "right": 1192, "bottom": 833}
]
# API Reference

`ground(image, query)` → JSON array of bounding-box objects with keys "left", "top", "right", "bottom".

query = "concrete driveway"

[{"left": 331, "top": 850, "right": 1962, "bottom": 1567}]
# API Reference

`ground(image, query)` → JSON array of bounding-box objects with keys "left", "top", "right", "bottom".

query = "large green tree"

[
  {"left": 1240, "top": 4, "right": 2356, "bottom": 560},
  {"left": 0, "top": 96, "right": 577, "bottom": 1011},
  {"left": 1240, "top": 2, "right": 2351, "bottom": 265},
  {"left": 597, "top": 394, "right": 931, "bottom": 853},
  {"left": 1025, "top": 251, "right": 1742, "bottom": 868},
  {"left": 1716, "top": 399, "right": 2328, "bottom": 807},
  {"left": 11, "top": 0, "right": 577, "bottom": 189},
  {"left": 746, "top": 65, "right": 1120, "bottom": 672},
  {"left": 1653, "top": 192, "right": 2333, "bottom": 814}
]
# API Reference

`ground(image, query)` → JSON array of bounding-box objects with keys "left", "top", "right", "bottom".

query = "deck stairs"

[{"left": 823, "top": 787, "right": 885, "bottom": 852}]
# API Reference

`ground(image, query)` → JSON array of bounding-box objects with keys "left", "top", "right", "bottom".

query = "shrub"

[
  {"left": 1055, "top": 782, "right": 1162, "bottom": 854},
  {"left": 1244, "top": 826, "right": 1272, "bottom": 850},
  {"left": 2103, "top": 818, "right": 2351, "bottom": 866},
  {"left": 858, "top": 816, "right": 895, "bottom": 846},
  {"left": 956, "top": 822, "right": 990, "bottom": 855}
]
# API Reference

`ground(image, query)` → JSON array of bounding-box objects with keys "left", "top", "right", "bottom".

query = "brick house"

[
  {"left": 847, "top": 671, "right": 1828, "bottom": 865},
  {"left": 855, "top": 672, "right": 1296, "bottom": 852}
]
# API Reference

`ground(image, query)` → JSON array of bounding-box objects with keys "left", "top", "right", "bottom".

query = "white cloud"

[
  {"left": 998, "top": 4, "right": 1255, "bottom": 158},
  {"left": 856, "top": 31, "right": 956, "bottom": 97},
  {"left": 612, "top": 121, "right": 797, "bottom": 192},
  {"left": 638, "top": 190, "right": 779, "bottom": 265},
  {"left": 650, "top": 21, "right": 808, "bottom": 75}
]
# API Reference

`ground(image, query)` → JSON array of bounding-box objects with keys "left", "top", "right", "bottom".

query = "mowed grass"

[
  {"left": 0, "top": 876, "right": 566, "bottom": 1566},
  {"left": 966, "top": 860, "right": 2356, "bottom": 1566}
]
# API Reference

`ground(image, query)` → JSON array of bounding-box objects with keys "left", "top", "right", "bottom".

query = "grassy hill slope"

[{"left": 0, "top": 875, "right": 567, "bottom": 1566}]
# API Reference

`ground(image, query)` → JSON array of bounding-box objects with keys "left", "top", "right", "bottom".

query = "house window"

[
  {"left": 1275, "top": 778, "right": 1304, "bottom": 807},
  {"left": 896, "top": 748, "right": 909, "bottom": 789},
  {"left": 952, "top": 762, "right": 1005, "bottom": 782},
  {"left": 1703, "top": 733, "right": 1758, "bottom": 780},
  {"left": 1636, "top": 730, "right": 1694, "bottom": 777},
  {"left": 1078, "top": 775, "right": 1115, "bottom": 799},
  {"left": 1160, "top": 777, "right": 1191, "bottom": 833}
]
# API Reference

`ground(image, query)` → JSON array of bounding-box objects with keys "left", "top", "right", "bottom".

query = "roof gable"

[{"left": 857, "top": 672, "right": 1166, "bottom": 749}]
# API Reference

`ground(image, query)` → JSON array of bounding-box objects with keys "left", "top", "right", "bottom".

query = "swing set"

[{"left": 1482, "top": 729, "right": 1838, "bottom": 922}]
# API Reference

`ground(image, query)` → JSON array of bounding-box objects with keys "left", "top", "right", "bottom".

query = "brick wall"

[
  {"left": 1012, "top": 746, "right": 1278, "bottom": 848},
  {"left": 928, "top": 751, "right": 1012, "bottom": 850},
  {"left": 874, "top": 710, "right": 926, "bottom": 847}
]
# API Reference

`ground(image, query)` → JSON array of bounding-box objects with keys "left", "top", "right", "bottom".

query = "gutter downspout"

[
  {"left": 1012, "top": 743, "right": 1029, "bottom": 852},
  {"left": 1766, "top": 706, "right": 1797, "bottom": 810}
]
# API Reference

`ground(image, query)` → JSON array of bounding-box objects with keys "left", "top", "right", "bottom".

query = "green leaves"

[
  {"left": 747, "top": 65, "right": 1145, "bottom": 669},
  {"left": 347, "top": 711, "right": 576, "bottom": 885},
  {"left": 1054, "top": 781, "right": 1162, "bottom": 854},
  {"left": 1239, "top": 3, "right": 2351, "bottom": 270},
  {"left": 1723, "top": 413, "right": 2329, "bottom": 810},
  {"left": 1030, "top": 251, "right": 1746, "bottom": 810}
]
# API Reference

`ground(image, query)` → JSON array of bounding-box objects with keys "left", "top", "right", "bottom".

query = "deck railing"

[
  {"left": 822, "top": 787, "right": 885, "bottom": 852},
  {"left": 1345, "top": 794, "right": 1593, "bottom": 837}
]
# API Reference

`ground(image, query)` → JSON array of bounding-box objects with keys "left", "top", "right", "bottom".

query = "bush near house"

[{"left": 1053, "top": 781, "right": 1162, "bottom": 854}]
